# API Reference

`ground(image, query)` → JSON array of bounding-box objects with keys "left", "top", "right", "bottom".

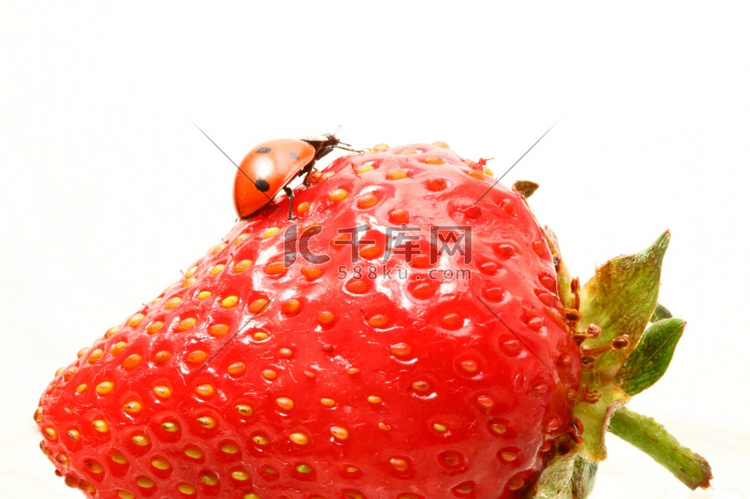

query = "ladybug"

[{"left": 233, "top": 134, "right": 352, "bottom": 220}]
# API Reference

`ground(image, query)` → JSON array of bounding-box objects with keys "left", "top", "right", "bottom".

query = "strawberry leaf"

[
  {"left": 615, "top": 318, "right": 686, "bottom": 396},
  {"left": 578, "top": 231, "right": 670, "bottom": 379}
]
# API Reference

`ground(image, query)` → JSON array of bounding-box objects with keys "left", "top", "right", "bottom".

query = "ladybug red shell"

[{"left": 233, "top": 134, "right": 342, "bottom": 219}]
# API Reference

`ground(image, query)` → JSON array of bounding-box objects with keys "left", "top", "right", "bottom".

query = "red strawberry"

[{"left": 35, "top": 141, "right": 710, "bottom": 498}]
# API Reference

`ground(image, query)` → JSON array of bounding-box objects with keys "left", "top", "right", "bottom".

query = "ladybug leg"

[
  {"left": 301, "top": 162, "right": 317, "bottom": 186},
  {"left": 283, "top": 186, "right": 296, "bottom": 221}
]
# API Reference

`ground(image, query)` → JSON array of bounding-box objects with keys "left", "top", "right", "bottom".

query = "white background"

[{"left": 1, "top": 1, "right": 748, "bottom": 497}]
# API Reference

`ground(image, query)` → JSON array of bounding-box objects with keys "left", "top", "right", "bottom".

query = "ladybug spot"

[
  {"left": 289, "top": 151, "right": 299, "bottom": 160},
  {"left": 256, "top": 147, "right": 272, "bottom": 154},
  {"left": 255, "top": 178, "right": 270, "bottom": 192}
]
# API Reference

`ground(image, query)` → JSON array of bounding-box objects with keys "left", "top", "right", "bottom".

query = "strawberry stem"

[{"left": 607, "top": 407, "right": 712, "bottom": 490}]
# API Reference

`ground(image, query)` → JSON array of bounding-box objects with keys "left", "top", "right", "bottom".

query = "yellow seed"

[
  {"left": 77, "top": 346, "right": 91, "bottom": 358},
  {"left": 391, "top": 343, "right": 412, "bottom": 357},
  {"left": 221, "top": 295, "right": 239, "bottom": 308},
  {"left": 118, "top": 491, "right": 135, "bottom": 499},
  {"left": 227, "top": 362, "right": 246, "bottom": 376},
  {"left": 209, "top": 264, "right": 225, "bottom": 275},
  {"left": 151, "top": 457, "right": 171, "bottom": 470},
  {"left": 221, "top": 442, "right": 240, "bottom": 454},
  {"left": 253, "top": 331, "right": 269, "bottom": 341},
  {"left": 65, "top": 429, "right": 81, "bottom": 441},
  {"left": 500, "top": 449, "right": 518, "bottom": 462},
  {"left": 235, "top": 404, "right": 253, "bottom": 416},
  {"left": 389, "top": 457, "right": 409, "bottom": 471},
  {"left": 248, "top": 298, "right": 269, "bottom": 313},
  {"left": 368, "top": 314, "right": 388, "bottom": 328},
  {"left": 43, "top": 427, "right": 58, "bottom": 440},
  {"left": 128, "top": 313, "right": 145, "bottom": 327},
  {"left": 120, "top": 353, "right": 140, "bottom": 369},
  {"left": 146, "top": 321, "right": 164, "bottom": 334},
  {"left": 131, "top": 434, "right": 149, "bottom": 446},
  {"left": 346, "top": 466, "right": 359, "bottom": 473},
  {"left": 367, "top": 395, "right": 382, "bottom": 404},
  {"left": 164, "top": 297, "right": 182, "bottom": 310},
  {"left": 281, "top": 299, "right": 301, "bottom": 314},
  {"left": 468, "top": 170, "right": 485, "bottom": 180},
  {"left": 296, "top": 464, "right": 313, "bottom": 474},
  {"left": 177, "top": 318, "right": 196, "bottom": 331},
  {"left": 265, "top": 261, "right": 285, "bottom": 275},
  {"left": 252, "top": 434, "right": 269, "bottom": 446},
  {"left": 197, "top": 290, "right": 212, "bottom": 300},
  {"left": 76, "top": 383, "right": 88, "bottom": 394},
  {"left": 136, "top": 476, "right": 155, "bottom": 488},
  {"left": 261, "top": 369, "right": 277, "bottom": 380},
  {"left": 279, "top": 347, "right": 293, "bottom": 358},
  {"left": 185, "top": 266, "right": 198, "bottom": 278},
  {"left": 490, "top": 421, "right": 508, "bottom": 434},
  {"left": 262, "top": 227, "right": 280, "bottom": 239},
  {"left": 182, "top": 277, "right": 197, "bottom": 288},
  {"left": 301, "top": 267, "right": 322, "bottom": 280},
  {"left": 483, "top": 166, "right": 493, "bottom": 176},
  {"left": 153, "top": 385, "right": 172, "bottom": 399},
  {"left": 200, "top": 474, "right": 219, "bottom": 485},
  {"left": 233, "top": 259, "right": 253, "bottom": 273},
  {"left": 289, "top": 432, "right": 309, "bottom": 445},
  {"left": 233, "top": 233, "right": 250, "bottom": 246},
  {"left": 161, "top": 421, "right": 179, "bottom": 432},
  {"left": 320, "top": 397, "right": 336, "bottom": 407},
  {"left": 110, "top": 341, "right": 127, "bottom": 356},
  {"left": 210, "top": 242, "right": 227, "bottom": 255},
  {"left": 460, "top": 359, "right": 479, "bottom": 373},
  {"left": 347, "top": 367, "right": 360, "bottom": 375},
  {"left": 378, "top": 422, "right": 392, "bottom": 431},
  {"left": 186, "top": 350, "right": 207, "bottom": 363},
  {"left": 244, "top": 494, "right": 260, "bottom": 499},
  {"left": 432, "top": 141, "right": 450, "bottom": 148},
  {"left": 508, "top": 477, "right": 525, "bottom": 490},
  {"left": 401, "top": 148, "right": 418, "bottom": 155},
  {"left": 330, "top": 426, "right": 349, "bottom": 440},
  {"left": 92, "top": 419, "right": 109, "bottom": 433},
  {"left": 354, "top": 164, "right": 375, "bottom": 174},
  {"left": 423, "top": 156, "right": 444, "bottom": 165},
  {"left": 433, "top": 423, "right": 447, "bottom": 432},
  {"left": 85, "top": 459, "right": 103, "bottom": 473},
  {"left": 372, "top": 143, "right": 390, "bottom": 151},
  {"left": 231, "top": 470, "right": 250, "bottom": 481},
  {"left": 356, "top": 193, "right": 379, "bottom": 209},
  {"left": 154, "top": 350, "right": 171, "bottom": 363},
  {"left": 105, "top": 326, "right": 120, "bottom": 338},
  {"left": 177, "top": 483, "right": 196, "bottom": 495},
  {"left": 110, "top": 451, "right": 128, "bottom": 464},
  {"left": 276, "top": 397, "right": 294, "bottom": 410},
  {"left": 297, "top": 201, "right": 311, "bottom": 214},
  {"left": 184, "top": 447, "right": 203, "bottom": 459},
  {"left": 195, "top": 384, "right": 215, "bottom": 398},
  {"left": 386, "top": 169, "right": 408, "bottom": 180},
  {"left": 208, "top": 324, "right": 228, "bottom": 337},
  {"left": 329, "top": 188, "right": 349, "bottom": 202},
  {"left": 197, "top": 416, "right": 216, "bottom": 429},
  {"left": 123, "top": 400, "right": 142, "bottom": 414},
  {"left": 87, "top": 348, "right": 104, "bottom": 364},
  {"left": 316, "top": 311, "right": 335, "bottom": 326}
]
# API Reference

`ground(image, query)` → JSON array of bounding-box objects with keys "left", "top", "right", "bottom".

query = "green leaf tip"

[{"left": 616, "top": 318, "right": 686, "bottom": 396}]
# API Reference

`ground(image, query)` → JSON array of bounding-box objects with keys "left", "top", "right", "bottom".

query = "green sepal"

[
  {"left": 615, "top": 318, "right": 686, "bottom": 396},
  {"left": 650, "top": 302, "right": 673, "bottom": 322},
  {"left": 530, "top": 454, "right": 598, "bottom": 499},
  {"left": 579, "top": 231, "right": 670, "bottom": 379},
  {"left": 573, "top": 381, "right": 629, "bottom": 461}
]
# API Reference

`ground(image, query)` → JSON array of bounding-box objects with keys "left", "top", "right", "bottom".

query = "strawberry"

[{"left": 35, "top": 141, "right": 711, "bottom": 498}]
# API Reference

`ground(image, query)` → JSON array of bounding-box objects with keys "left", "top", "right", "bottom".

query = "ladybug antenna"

[{"left": 190, "top": 120, "right": 276, "bottom": 204}]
